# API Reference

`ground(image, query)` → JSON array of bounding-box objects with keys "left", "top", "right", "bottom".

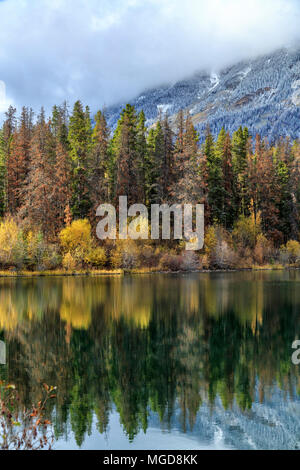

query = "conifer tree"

[
  {"left": 68, "top": 101, "right": 92, "bottom": 218},
  {"left": 232, "top": 126, "right": 250, "bottom": 216},
  {"left": 146, "top": 120, "right": 165, "bottom": 205},
  {"left": 113, "top": 104, "right": 140, "bottom": 205},
  {"left": 20, "top": 111, "right": 57, "bottom": 237},
  {"left": 175, "top": 115, "right": 203, "bottom": 205},
  {"left": 0, "top": 130, "right": 6, "bottom": 217},
  {"left": 136, "top": 111, "right": 148, "bottom": 204},
  {"left": 221, "top": 132, "right": 236, "bottom": 228},
  {"left": 7, "top": 107, "right": 32, "bottom": 213},
  {"left": 90, "top": 110, "right": 110, "bottom": 211},
  {"left": 205, "top": 126, "right": 224, "bottom": 224}
]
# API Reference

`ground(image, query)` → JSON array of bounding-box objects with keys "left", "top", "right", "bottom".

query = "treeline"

[{"left": 0, "top": 101, "right": 300, "bottom": 270}]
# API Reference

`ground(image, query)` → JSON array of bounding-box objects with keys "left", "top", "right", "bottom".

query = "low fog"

[{"left": 0, "top": 0, "right": 300, "bottom": 118}]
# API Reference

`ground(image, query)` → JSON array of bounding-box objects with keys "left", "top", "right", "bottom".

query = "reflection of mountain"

[{"left": 0, "top": 272, "right": 299, "bottom": 449}]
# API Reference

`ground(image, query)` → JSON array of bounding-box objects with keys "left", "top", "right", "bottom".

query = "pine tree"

[
  {"left": 7, "top": 107, "right": 32, "bottom": 214},
  {"left": 205, "top": 126, "right": 224, "bottom": 224},
  {"left": 136, "top": 111, "right": 148, "bottom": 204},
  {"left": 146, "top": 120, "right": 165, "bottom": 205},
  {"left": 0, "top": 130, "right": 6, "bottom": 217},
  {"left": 175, "top": 115, "right": 203, "bottom": 205},
  {"left": 90, "top": 110, "right": 110, "bottom": 207},
  {"left": 19, "top": 111, "right": 57, "bottom": 237},
  {"left": 113, "top": 104, "right": 140, "bottom": 205},
  {"left": 55, "top": 141, "right": 72, "bottom": 232},
  {"left": 221, "top": 132, "right": 236, "bottom": 228},
  {"left": 68, "top": 101, "right": 92, "bottom": 218},
  {"left": 232, "top": 126, "right": 250, "bottom": 216}
]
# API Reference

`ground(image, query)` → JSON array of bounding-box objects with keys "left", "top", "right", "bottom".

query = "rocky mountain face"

[{"left": 106, "top": 48, "right": 300, "bottom": 139}]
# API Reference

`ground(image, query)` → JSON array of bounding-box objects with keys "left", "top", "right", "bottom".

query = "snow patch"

[
  {"left": 292, "top": 89, "right": 300, "bottom": 106},
  {"left": 291, "top": 80, "right": 300, "bottom": 90},
  {"left": 157, "top": 103, "right": 172, "bottom": 114},
  {"left": 208, "top": 73, "right": 220, "bottom": 92},
  {"left": 239, "top": 66, "right": 252, "bottom": 79}
]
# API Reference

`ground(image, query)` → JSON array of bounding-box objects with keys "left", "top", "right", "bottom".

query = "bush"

[
  {"left": 214, "top": 240, "right": 237, "bottom": 269},
  {"left": 85, "top": 246, "right": 107, "bottom": 268},
  {"left": 60, "top": 219, "right": 92, "bottom": 254},
  {"left": 111, "top": 240, "right": 139, "bottom": 269},
  {"left": 25, "top": 231, "right": 61, "bottom": 271},
  {"left": 254, "top": 234, "right": 273, "bottom": 265},
  {"left": 159, "top": 252, "right": 182, "bottom": 271},
  {"left": 62, "top": 252, "right": 77, "bottom": 271},
  {"left": 286, "top": 240, "right": 300, "bottom": 264},
  {"left": 0, "top": 218, "right": 26, "bottom": 269},
  {"left": 138, "top": 245, "right": 159, "bottom": 268},
  {"left": 280, "top": 240, "right": 300, "bottom": 265},
  {"left": 233, "top": 214, "right": 261, "bottom": 250},
  {"left": 59, "top": 219, "right": 95, "bottom": 268},
  {"left": 180, "top": 251, "right": 200, "bottom": 271}
]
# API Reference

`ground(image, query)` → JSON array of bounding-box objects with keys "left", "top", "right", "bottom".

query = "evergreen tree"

[
  {"left": 90, "top": 110, "right": 110, "bottom": 210},
  {"left": 68, "top": 101, "right": 92, "bottom": 218},
  {"left": 20, "top": 111, "right": 57, "bottom": 237},
  {"left": 113, "top": 104, "right": 140, "bottom": 205},
  {"left": 7, "top": 107, "right": 32, "bottom": 213},
  {"left": 205, "top": 126, "right": 224, "bottom": 224},
  {"left": 232, "top": 126, "right": 250, "bottom": 216}
]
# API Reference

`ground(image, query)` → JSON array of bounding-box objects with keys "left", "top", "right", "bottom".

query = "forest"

[{"left": 0, "top": 101, "right": 300, "bottom": 272}]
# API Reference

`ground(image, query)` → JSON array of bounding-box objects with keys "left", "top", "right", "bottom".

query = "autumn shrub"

[
  {"left": 204, "top": 226, "right": 218, "bottom": 261},
  {"left": 138, "top": 244, "right": 159, "bottom": 268},
  {"left": 233, "top": 214, "right": 262, "bottom": 250},
  {"left": 159, "top": 252, "right": 182, "bottom": 271},
  {"left": 59, "top": 219, "right": 95, "bottom": 268},
  {"left": 204, "top": 225, "right": 236, "bottom": 269},
  {"left": 85, "top": 246, "right": 107, "bottom": 268},
  {"left": 0, "top": 218, "right": 26, "bottom": 269},
  {"left": 179, "top": 251, "right": 200, "bottom": 271},
  {"left": 254, "top": 234, "right": 274, "bottom": 265},
  {"left": 214, "top": 240, "right": 237, "bottom": 269},
  {"left": 25, "top": 231, "right": 61, "bottom": 271},
  {"left": 62, "top": 252, "right": 77, "bottom": 271},
  {"left": 111, "top": 240, "right": 139, "bottom": 269},
  {"left": 280, "top": 240, "right": 300, "bottom": 265}
]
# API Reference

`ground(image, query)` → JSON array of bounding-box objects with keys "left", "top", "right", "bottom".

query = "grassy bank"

[{"left": 0, "top": 264, "right": 297, "bottom": 278}]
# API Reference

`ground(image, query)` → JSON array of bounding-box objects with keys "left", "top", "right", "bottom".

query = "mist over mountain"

[{"left": 106, "top": 47, "right": 300, "bottom": 139}]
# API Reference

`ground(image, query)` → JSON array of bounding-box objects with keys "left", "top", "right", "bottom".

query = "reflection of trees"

[{"left": 0, "top": 272, "right": 299, "bottom": 446}]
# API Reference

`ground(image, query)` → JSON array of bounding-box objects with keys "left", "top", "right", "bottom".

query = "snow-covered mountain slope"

[{"left": 106, "top": 48, "right": 300, "bottom": 139}]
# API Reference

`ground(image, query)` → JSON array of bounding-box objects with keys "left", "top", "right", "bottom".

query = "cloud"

[{"left": 0, "top": 0, "right": 300, "bottom": 119}]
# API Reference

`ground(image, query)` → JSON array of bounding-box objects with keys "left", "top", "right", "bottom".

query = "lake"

[{"left": 0, "top": 271, "right": 299, "bottom": 450}]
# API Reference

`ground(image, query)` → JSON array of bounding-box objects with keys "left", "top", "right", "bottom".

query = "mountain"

[{"left": 106, "top": 48, "right": 300, "bottom": 140}]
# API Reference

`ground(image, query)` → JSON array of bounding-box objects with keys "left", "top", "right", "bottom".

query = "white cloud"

[
  {"left": 0, "top": 0, "right": 299, "bottom": 118},
  {"left": 0, "top": 81, "right": 13, "bottom": 113}
]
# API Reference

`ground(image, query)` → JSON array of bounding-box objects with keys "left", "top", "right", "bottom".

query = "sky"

[{"left": 0, "top": 0, "right": 300, "bottom": 119}]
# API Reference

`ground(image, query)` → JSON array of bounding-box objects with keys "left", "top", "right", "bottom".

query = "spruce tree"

[{"left": 68, "top": 101, "right": 92, "bottom": 218}]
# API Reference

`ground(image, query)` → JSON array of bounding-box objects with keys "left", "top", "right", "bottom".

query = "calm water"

[{"left": 0, "top": 272, "right": 300, "bottom": 450}]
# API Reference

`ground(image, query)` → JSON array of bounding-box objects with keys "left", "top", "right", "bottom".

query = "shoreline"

[{"left": 0, "top": 265, "right": 299, "bottom": 278}]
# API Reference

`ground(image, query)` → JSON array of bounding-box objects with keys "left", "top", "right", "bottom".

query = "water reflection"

[{"left": 0, "top": 272, "right": 299, "bottom": 449}]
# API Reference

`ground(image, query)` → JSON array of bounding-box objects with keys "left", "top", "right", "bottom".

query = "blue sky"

[{"left": 0, "top": 0, "right": 300, "bottom": 119}]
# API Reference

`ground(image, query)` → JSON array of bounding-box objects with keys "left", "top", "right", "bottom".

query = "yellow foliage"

[
  {"left": 284, "top": 240, "right": 300, "bottom": 263},
  {"left": 59, "top": 219, "right": 92, "bottom": 255},
  {"left": 85, "top": 247, "right": 107, "bottom": 268},
  {"left": 0, "top": 218, "right": 25, "bottom": 268},
  {"left": 111, "top": 240, "right": 139, "bottom": 269},
  {"left": 204, "top": 226, "right": 217, "bottom": 258},
  {"left": 62, "top": 252, "right": 77, "bottom": 271},
  {"left": 233, "top": 213, "right": 262, "bottom": 249}
]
